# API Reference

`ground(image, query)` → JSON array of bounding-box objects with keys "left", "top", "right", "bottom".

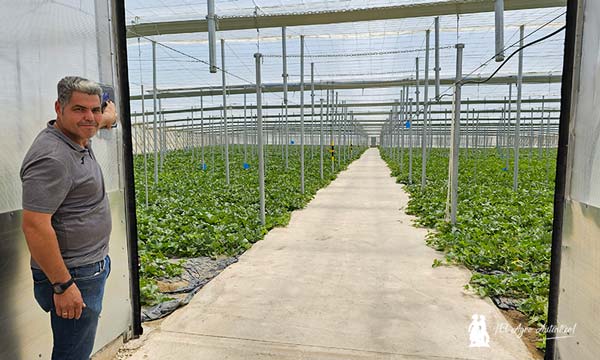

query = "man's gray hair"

[{"left": 57, "top": 76, "right": 102, "bottom": 110}]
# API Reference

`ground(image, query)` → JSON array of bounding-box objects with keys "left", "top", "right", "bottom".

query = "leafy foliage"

[
  {"left": 134, "top": 144, "right": 366, "bottom": 305},
  {"left": 381, "top": 145, "right": 556, "bottom": 349}
]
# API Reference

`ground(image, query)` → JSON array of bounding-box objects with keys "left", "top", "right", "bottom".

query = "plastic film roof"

[
  {"left": 124, "top": 0, "right": 566, "bottom": 132},
  {"left": 126, "top": 0, "right": 466, "bottom": 22}
]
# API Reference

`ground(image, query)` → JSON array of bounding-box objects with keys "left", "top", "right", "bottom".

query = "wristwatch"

[{"left": 52, "top": 277, "right": 74, "bottom": 294}]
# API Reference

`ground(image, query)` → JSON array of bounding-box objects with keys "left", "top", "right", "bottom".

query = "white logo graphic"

[{"left": 468, "top": 314, "right": 490, "bottom": 347}]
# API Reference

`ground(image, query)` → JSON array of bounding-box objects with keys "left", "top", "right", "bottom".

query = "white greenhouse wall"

[
  {"left": 558, "top": 0, "right": 600, "bottom": 358},
  {"left": 0, "top": 1, "right": 133, "bottom": 358}
]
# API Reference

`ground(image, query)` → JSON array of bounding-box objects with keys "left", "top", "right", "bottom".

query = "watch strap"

[{"left": 52, "top": 277, "right": 74, "bottom": 294}]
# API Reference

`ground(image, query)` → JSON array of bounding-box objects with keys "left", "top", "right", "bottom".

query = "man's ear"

[{"left": 54, "top": 100, "right": 61, "bottom": 118}]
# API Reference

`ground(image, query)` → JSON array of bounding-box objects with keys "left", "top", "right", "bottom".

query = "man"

[{"left": 21, "top": 76, "right": 117, "bottom": 360}]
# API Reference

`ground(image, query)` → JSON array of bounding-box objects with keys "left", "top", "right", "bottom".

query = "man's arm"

[{"left": 22, "top": 210, "right": 86, "bottom": 319}]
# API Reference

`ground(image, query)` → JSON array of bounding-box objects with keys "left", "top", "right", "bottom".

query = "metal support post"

[
  {"left": 200, "top": 95, "right": 205, "bottom": 168},
  {"left": 497, "top": 105, "right": 502, "bottom": 152},
  {"left": 475, "top": 115, "right": 480, "bottom": 152},
  {"left": 393, "top": 101, "right": 399, "bottom": 161},
  {"left": 282, "top": 27, "right": 289, "bottom": 169},
  {"left": 280, "top": 114, "right": 284, "bottom": 159},
  {"left": 513, "top": 25, "right": 524, "bottom": 191},
  {"left": 311, "top": 62, "right": 315, "bottom": 160},
  {"left": 529, "top": 106, "right": 534, "bottom": 157},
  {"left": 335, "top": 92, "right": 340, "bottom": 170},
  {"left": 221, "top": 39, "right": 230, "bottom": 185},
  {"left": 342, "top": 106, "right": 347, "bottom": 163},
  {"left": 300, "top": 35, "right": 305, "bottom": 194},
  {"left": 434, "top": 17, "right": 441, "bottom": 100},
  {"left": 444, "top": 110, "right": 448, "bottom": 148},
  {"left": 243, "top": 92, "right": 248, "bottom": 163},
  {"left": 506, "top": 86, "right": 512, "bottom": 170},
  {"left": 447, "top": 43, "right": 464, "bottom": 225},
  {"left": 474, "top": 114, "right": 479, "bottom": 183},
  {"left": 159, "top": 98, "right": 164, "bottom": 170},
  {"left": 141, "top": 85, "right": 149, "bottom": 206},
  {"left": 400, "top": 90, "right": 405, "bottom": 173},
  {"left": 465, "top": 100, "right": 470, "bottom": 156},
  {"left": 412, "top": 56, "right": 420, "bottom": 185},
  {"left": 398, "top": 90, "right": 404, "bottom": 162},
  {"left": 254, "top": 53, "right": 266, "bottom": 226},
  {"left": 211, "top": 117, "right": 215, "bottom": 173},
  {"left": 190, "top": 112, "right": 193, "bottom": 156},
  {"left": 421, "top": 30, "right": 430, "bottom": 190},
  {"left": 152, "top": 41, "right": 159, "bottom": 185},
  {"left": 330, "top": 90, "right": 335, "bottom": 174},
  {"left": 320, "top": 98, "right": 324, "bottom": 180},
  {"left": 539, "top": 96, "right": 545, "bottom": 157},
  {"left": 408, "top": 96, "right": 413, "bottom": 184}
]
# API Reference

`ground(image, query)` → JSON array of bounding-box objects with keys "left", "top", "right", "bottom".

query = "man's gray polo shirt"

[{"left": 20, "top": 120, "right": 111, "bottom": 269}]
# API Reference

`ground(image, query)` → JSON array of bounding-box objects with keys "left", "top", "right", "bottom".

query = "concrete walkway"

[{"left": 126, "top": 148, "right": 532, "bottom": 360}]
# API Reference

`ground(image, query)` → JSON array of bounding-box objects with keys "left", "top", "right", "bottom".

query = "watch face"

[{"left": 53, "top": 284, "right": 63, "bottom": 294}]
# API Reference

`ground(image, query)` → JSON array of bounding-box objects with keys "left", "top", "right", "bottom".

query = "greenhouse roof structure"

[{"left": 125, "top": 0, "right": 567, "bottom": 135}]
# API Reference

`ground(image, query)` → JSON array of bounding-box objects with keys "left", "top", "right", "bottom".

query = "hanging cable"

[
  {"left": 465, "top": 11, "right": 567, "bottom": 82},
  {"left": 462, "top": 25, "right": 566, "bottom": 86},
  {"left": 434, "top": 12, "right": 566, "bottom": 102},
  {"left": 411, "top": 21, "right": 565, "bottom": 121}
]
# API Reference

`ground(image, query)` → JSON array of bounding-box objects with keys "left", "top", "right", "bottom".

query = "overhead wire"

[
  {"left": 404, "top": 13, "right": 566, "bottom": 123},
  {"left": 462, "top": 25, "right": 566, "bottom": 86},
  {"left": 432, "top": 11, "right": 567, "bottom": 104},
  {"left": 459, "top": 11, "right": 567, "bottom": 84}
]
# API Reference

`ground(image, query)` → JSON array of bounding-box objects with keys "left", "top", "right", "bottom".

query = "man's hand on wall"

[{"left": 99, "top": 100, "right": 117, "bottom": 129}]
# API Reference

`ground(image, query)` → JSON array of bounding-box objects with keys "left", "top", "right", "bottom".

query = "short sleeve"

[{"left": 21, "top": 157, "right": 72, "bottom": 214}]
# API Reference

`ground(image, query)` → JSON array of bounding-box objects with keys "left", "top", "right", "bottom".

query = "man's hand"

[
  {"left": 54, "top": 283, "right": 87, "bottom": 320},
  {"left": 99, "top": 100, "right": 117, "bottom": 129},
  {"left": 21, "top": 210, "right": 85, "bottom": 319}
]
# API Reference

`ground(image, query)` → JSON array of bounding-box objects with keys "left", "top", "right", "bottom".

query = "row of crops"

[
  {"left": 133, "top": 144, "right": 368, "bottom": 305},
  {"left": 380, "top": 146, "right": 556, "bottom": 349}
]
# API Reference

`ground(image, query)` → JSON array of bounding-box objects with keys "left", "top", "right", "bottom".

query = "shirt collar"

[{"left": 47, "top": 120, "right": 91, "bottom": 153}]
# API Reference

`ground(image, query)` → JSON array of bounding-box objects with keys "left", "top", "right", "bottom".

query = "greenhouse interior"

[{"left": 2, "top": 0, "right": 599, "bottom": 359}]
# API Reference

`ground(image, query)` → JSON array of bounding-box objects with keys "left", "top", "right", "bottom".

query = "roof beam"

[
  {"left": 147, "top": 118, "right": 561, "bottom": 132},
  {"left": 134, "top": 113, "right": 560, "bottom": 127},
  {"left": 130, "top": 74, "right": 561, "bottom": 100},
  {"left": 132, "top": 98, "right": 560, "bottom": 117},
  {"left": 127, "top": 0, "right": 566, "bottom": 38},
  {"left": 133, "top": 108, "right": 560, "bottom": 121},
  {"left": 140, "top": 117, "right": 560, "bottom": 131}
]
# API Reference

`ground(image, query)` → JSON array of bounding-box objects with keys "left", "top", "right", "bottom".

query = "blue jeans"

[{"left": 32, "top": 255, "right": 111, "bottom": 360}]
